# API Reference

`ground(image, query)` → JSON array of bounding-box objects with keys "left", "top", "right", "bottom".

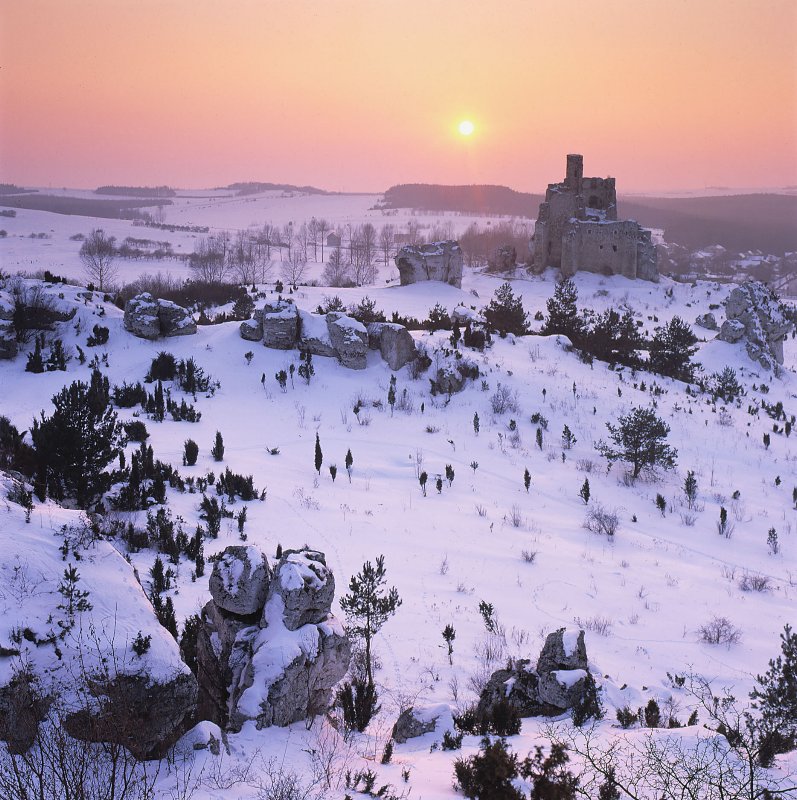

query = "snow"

[
  {"left": 562, "top": 629, "right": 580, "bottom": 657},
  {"left": 1, "top": 192, "right": 796, "bottom": 797},
  {"left": 280, "top": 551, "right": 328, "bottom": 590},
  {"left": 552, "top": 668, "right": 588, "bottom": 688}
]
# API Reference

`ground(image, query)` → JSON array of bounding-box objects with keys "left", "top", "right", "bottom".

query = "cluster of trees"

[{"left": 542, "top": 279, "right": 699, "bottom": 381}]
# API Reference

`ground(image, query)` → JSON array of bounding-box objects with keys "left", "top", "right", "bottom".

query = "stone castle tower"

[{"left": 533, "top": 155, "right": 657, "bottom": 281}]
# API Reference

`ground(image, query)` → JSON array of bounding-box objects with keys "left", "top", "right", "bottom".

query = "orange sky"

[{"left": 1, "top": 0, "right": 796, "bottom": 193}]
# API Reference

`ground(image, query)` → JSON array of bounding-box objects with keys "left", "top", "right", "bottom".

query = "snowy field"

[{"left": 1, "top": 194, "right": 796, "bottom": 798}]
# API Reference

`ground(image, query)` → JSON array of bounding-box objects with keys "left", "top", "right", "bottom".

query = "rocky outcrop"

[
  {"left": 695, "top": 312, "right": 718, "bottom": 331},
  {"left": 392, "top": 704, "right": 452, "bottom": 743},
  {"left": 478, "top": 628, "right": 591, "bottom": 721},
  {"left": 298, "top": 309, "right": 337, "bottom": 357},
  {"left": 326, "top": 313, "right": 368, "bottom": 369},
  {"left": 395, "top": 240, "right": 463, "bottom": 288},
  {"left": 429, "top": 353, "right": 479, "bottom": 396},
  {"left": 0, "top": 670, "right": 51, "bottom": 754},
  {"left": 0, "top": 290, "right": 17, "bottom": 360},
  {"left": 197, "top": 545, "right": 350, "bottom": 733},
  {"left": 717, "top": 281, "right": 793, "bottom": 370},
  {"left": 258, "top": 300, "right": 299, "bottom": 350},
  {"left": 367, "top": 322, "right": 416, "bottom": 371},
  {"left": 64, "top": 672, "right": 198, "bottom": 760},
  {"left": 209, "top": 546, "right": 272, "bottom": 616},
  {"left": 124, "top": 293, "right": 196, "bottom": 339},
  {"left": 239, "top": 317, "right": 262, "bottom": 341}
]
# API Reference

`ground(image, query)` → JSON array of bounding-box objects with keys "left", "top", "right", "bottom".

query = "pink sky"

[{"left": 1, "top": 0, "right": 795, "bottom": 193}]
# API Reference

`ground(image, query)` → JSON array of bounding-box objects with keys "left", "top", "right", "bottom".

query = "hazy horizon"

[{"left": 2, "top": 0, "right": 796, "bottom": 194}]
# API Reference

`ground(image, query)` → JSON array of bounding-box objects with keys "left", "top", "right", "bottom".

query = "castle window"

[{"left": 613, "top": 245, "right": 618, "bottom": 252}]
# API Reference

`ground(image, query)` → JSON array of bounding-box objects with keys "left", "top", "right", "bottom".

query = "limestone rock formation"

[
  {"left": 239, "top": 317, "right": 263, "bottom": 341},
  {"left": 395, "top": 241, "right": 463, "bottom": 288},
  {"left": 326, "top": 312, "right": 368, "bottom": 370},
  {"left": 124, "top": 293, "right": 197, "bottom": 339},
  {"left": 717, "top": 281, "right": 794, "bottom": 370},
  {"left": 478, "top": 628, "right": 591, "bottom": 721},
  {"left": 392, "top": 704, "right": 452, "bottom": 743},
  {"left": 0, "top": 290, "right": 17, "bottom": 360},
  {"left": 197, "top": 545, "right": 350, "bottom": 733},
  {"left": 258, "top": 300, "right": 299, "bottom": 350},
  {"left": 209, "top": 545, "right": 272, "bottom": 617},
  {"left": 695, "top": 312, "right": 718, "bottom": 331},
  {"left": 0, "top": 670, "right": 50, "bottom": 754},
  {"left": 298, "top": 309, "right": 337, "bottom": 357},
  {"left": 429, "top": 353, "right": 479, "bottom": 396},
  {"left": 366, "top": 322, "right": 416, "bottom": 370}
]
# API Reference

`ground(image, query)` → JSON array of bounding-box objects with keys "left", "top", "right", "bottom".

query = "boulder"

[
  {"left": 123, "top": 293, "right": 161, "bottom": 339},
  {"left": 379, "top": 323, "right": 416, "bottom": 370},
  {"left": 64, "top": 672, "right": 198, "bottom": 760},
  {"left": 536, "top": 628, "right": 588, "bottom": 674},
  {"left": 272, "top": 549, "right": 335, "bottom": 631},
  {"left": 717, "top": 281, "right": 794, "bottom": 370},
  {"left": 491, "top": 244, "right": 517, "bottom": 272},
  {"left": 326, "top": 313, "right": 368, "bottom": 369},
  {"left": 451, "top": 306, "right": 481, "bottom": 326},
  {"left": 695, "top": 312, "right": 718, "bottom": 331},
  {"left": 209, "top": 546, "right": 272, "bottom": 617},
  {"left": 476, "top": 660, "right": 544, "bottom": 719},
  {"left": 196, "top": 546, "right": 351, "bottom": 733},
  {"left": 298, "top": 310, "right": 337, "bottom": 357},
  {"left": 158, "top": 299, "right": 197, "bottom": 337},
  {"left": 0, "top": 670, "right": 50, "bottom": 754},
  {"left": 239, "top": 317, "right": 263, "bottom": 341},
  {"left": 259, "top": 300, "right": 299, "bottom": 350},
  {"left": 395, "top": 240, "right": 464, "bottom": 288},
  {"left": 537, "top": 669, "right": 589, "bottom": 709},
  {"left": 392, "top": 704, "right": 451, "bottom": 743},
  {"left": 0, "top": 323, "right": 17, "bottom": 360}
]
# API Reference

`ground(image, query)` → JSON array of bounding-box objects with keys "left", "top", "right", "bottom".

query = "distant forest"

[
  {"left": 0, "top": 195, "right": 172, "bottom": 218},
  {"left": 0, "top": 184, "right": 36, "bottom": 196},
  {"left": 223, "top": 181, "right": 329, "bottom": 196},
  {"left": 95, "top": 185, "right": 177, "bottom": 198},
  {"left": 383, "top": 184, "right": 797, "bottom": 254}
]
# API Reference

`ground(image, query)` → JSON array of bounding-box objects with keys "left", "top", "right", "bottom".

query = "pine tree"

[
  {"left": 541, "top": 279, "right": 584, "bottom": 344},
  {"left": 339, "top": 555, "right": 402, "bottom": 688},
  {"left": 57, "top": 564, "right": 93, "bottom": 635},
  {"left": 183, "top": 439, "right": 198, "bottom": 466},
  {"left": 445, "top": 464, "right": 455, "bottom": 487},
  {"left": 483, "top": 282, "right": 528, "bottom": 336},
  {"left": 562, "top": 425, "right": 577, "bottom": 450},
  {"left": 684, "top": 470, "right": 698, "bottom": 509},
  {"left": 388, "top": 375, "right": 396, "bottom": 416},
  {"left": 648, "top": 316, "right": 699, "bottom": 381},
  {"left": 596, "top": 407, "right": 677, "bottom": 479},
  {"left": 211, "top": 431, "right": 224, "bottom": 461},
  {"left": 473, "top": 412, "right": 480, "bottom": 436},
  {"left": 329, "top": 464, "right": 337, "bottom": 482},
  {"left": 442, "top": 624, "right": 456, "bottom": 665},
  {"left": 419, "top": 471, "right": 428, "bottom": 496},
  {"left": 524, "top": 468, "right": 531, "bottom": 493},
  {"left": 315, "top": 433, "right": 323, "bottom": 474},
  {"left": 536, "top": 428, "right": 543, "bottom": 450},
  {"left": 345, "top": 448, "right": 353, "bottom": 482},
  {"left": 579, "top": 477, "right": 590, "bottom": 504}
]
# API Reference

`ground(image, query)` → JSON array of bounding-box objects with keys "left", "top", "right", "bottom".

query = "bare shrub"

[
  {"left": 576, "top": 458, "right": 595, "bottom": 474},
  {"left": 574, "top": 615, "right": 613, "bottom": 636},
  {"left": 584, "top": 504, "right": 619, "bottom": 537},
  {"left": 738, "top": 572, "right": 771, "bottom": 592},
  {"left": 475, "top": 504, "right": 487, "bottom": 517},
  {"left": 520, "top": 549, "right": 537, "bottom": 564},
  {"left": 679, "top": 511, "right": 697, "bottom": 527},
  {"left": 507, "top": 504, "right": 523, "bottom": 528},
  {"left": 698, "top": 616, "right": 742, "bottom": 646},
  {"left": 466, "top": 663, "right": 493, "bottom": 697},
  {"left": 490, "top": 383, "right": 518, "bottom": 415}
]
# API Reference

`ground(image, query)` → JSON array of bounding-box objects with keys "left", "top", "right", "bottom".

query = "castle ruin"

[{"left": 533, "top": 155, "right": 658, "bottom": 281}]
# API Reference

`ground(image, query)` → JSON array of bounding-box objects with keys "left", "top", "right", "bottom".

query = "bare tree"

[
  {"left": 189, "top": 232, "right": 231, "bottom": 283},
  {"left": 316, "top": 218, "right": 329, "bottom": 262},
  {"left": 80, "top": 229, "right": 118, "bottom": 291},
  {"left": 321, "top": 246, "right": 351, "bottom": 287},
  {"left": 281, "top": 246, "right": 308, "bottom": 286},
  {"left": 349, "top": 226, "right": 377, "bottom": 286},
  {"left": 308, "top": 217, "right": 319, "bottom": 261},
  {"left": 379, "top": 223, "right": 395, "bottom": 265}
]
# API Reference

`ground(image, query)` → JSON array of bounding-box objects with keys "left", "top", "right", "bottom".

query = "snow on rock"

[
  {"left": 298, "top": 309, "right": 337, "bottom": 357},
  {"left": 196, "top": 545, "right": 350, "bottom": 733},
  {"left": 367, "top": 321, "right": 417, "bottom": 370},
  {"left": 538, "top": 669, "right": 589, "bottom": 709},
  {"left": 239, "top": 316, "right": 262, "bottom": 341},
  {"left": 256, "top": 299, "right": 298, "bottom": 349},
  {"left": 537, "top": 628, "right": 588, "bottom": 674},
  {"left": 123, "top": 292, "right": 197, "bottom": 339},
  {"left": 326, "top": 312, "right": 368, "bottom": 369},
  {"left": 209, "top": 545, "right": 272, "bottom": 616},
  {"left": 395, "top": 240, "right": 464, "bottom": 288},
  {"left": 392, "top": 703, "right": 453, "bottom": 744},
  {"left": 0, "top": 475, "right": 197, "bottom": 759}
]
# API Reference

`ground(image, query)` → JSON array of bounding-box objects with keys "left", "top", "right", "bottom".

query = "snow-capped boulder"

[
  {"left": 209, "top": 546, "right": 272, "bottom": 617},
  {"left": 123, "top": 293, "right": 161, "bottom": 339},
  {"left": 451, "top": 306, "right": 481, "bottom": 326},
  {"left": 367, "top": 322, "right": 416, "bottom": 370},
  {"left": 717, "top": 281, "right": 793, "bottom": 370},
  {"left": 258, "top": 300, "right": 298, "bottom": 350},
  {"left": 272, "top": 549, "right": 335, "bottom": 631},
  {"left": 536, "top": 628, "right": 588, "bottom": 674},
  {"left": 196, "top": 545, "right": 350, "bottom": 733},
  {"left": 537, "top": 669, "right": 589, "bottom": 709},
  {"left": 239, "top": 317, "right": 262, "bottom": 341},
  {"left": 477, "top": 659, "right": 544, "bottom": 718},
  {"left": 395, "top": 240, "right": 463, "bottom": 288},
  {"left": 326, "top": 312, "right": 368, "bottom": 370},
  {"left": 695, "top": 312, "right": 718, "bottom": 331},
  {"left": 298, "top": 309, "right": 337, "bottom": 357},
  {"left": 157, "top": 298, "right": 197, "bottom": 337},
  {"left": 392, "top": 704, "right": 452, "bottom": 743}
]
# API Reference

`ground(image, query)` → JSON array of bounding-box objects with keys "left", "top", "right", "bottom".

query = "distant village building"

[
  {"left": 533, "top": 154, "right": 658, "bottom": 281},
  {"left": 326, "top": 232, "right": 341, "bottom": 248}
]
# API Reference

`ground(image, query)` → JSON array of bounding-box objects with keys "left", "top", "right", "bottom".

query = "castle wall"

[
  {"left": 561, "top": 220, "right": 650, "bottom": 280},
  {"left": 579, "top": 176, "right": 617, "bottom": 218}
]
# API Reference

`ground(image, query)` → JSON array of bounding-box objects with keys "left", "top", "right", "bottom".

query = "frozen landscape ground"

[{"left": 0, "top": 190, "right": 795, "bottom": 798}]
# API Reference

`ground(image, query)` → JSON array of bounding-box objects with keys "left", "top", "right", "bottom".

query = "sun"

[{"left": 458, "top": 120, "right": 475, "bottom": 136}]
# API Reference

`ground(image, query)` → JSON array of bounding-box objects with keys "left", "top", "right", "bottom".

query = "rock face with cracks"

[
  {"left": 124, "top": 293, "right": 197, "bottom": 339},
  {"left": 257, "top": 300, "right": 299, "bottom": 350},
  {"left": 478, "top": 628, "right": 591, "bottom": 719},
  {"left": 717, "top": 280, "right": 794, "bottom": 370},
  {"left": 196, "top": 545, "right": 350, "bottom": 733},
  {"left": 395, "top": 240, "right": 463, "bottom": 288},
  {"left": 367, "top": 322, "right": 417, "bottom": 371},
  {"left": 0, "top": 290, "right": 17, "bottom": 360}
]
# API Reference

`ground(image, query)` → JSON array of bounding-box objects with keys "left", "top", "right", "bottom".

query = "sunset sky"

[{"left": 1, "top": 0, "right": 795, "bottom": 193}]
